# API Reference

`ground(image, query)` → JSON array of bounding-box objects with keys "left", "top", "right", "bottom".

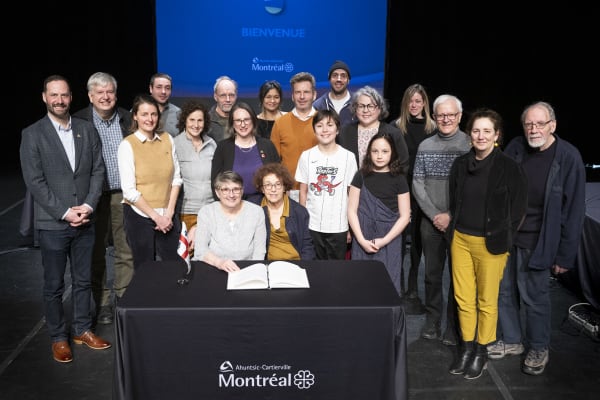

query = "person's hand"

[
  {"left": 361, "top": 238, "right": 379, "bottom": 254},
  {"left": 217, "top": 259, "right": 240, "bottom": 273},
  {"left": 552, "top": 264, "right": 568, "bottom": 275},
  {"left": 433, "top": 212, "right": 450, "bottom": 232},
  {"left": 66, "top": 205, "right": 91, "bottom": 226},
  {"left": 187, "top": 225, "right": 197, "bottom": 249},
  {"left": 153, "top": 214, "right": 173, "bottom": 234}
]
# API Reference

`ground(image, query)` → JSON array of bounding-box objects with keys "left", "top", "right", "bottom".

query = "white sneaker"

[{"left": 487, "top": 340, "right": 525, "bottom": 360}]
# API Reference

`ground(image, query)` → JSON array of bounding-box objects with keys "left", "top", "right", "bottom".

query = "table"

[{"left": 113, "top": 260, "right": 407, "bottom": 400}]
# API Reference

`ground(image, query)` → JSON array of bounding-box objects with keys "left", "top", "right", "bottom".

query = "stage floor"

[{"left": 1, "top": 169, "right": 598, "bottom": 400}]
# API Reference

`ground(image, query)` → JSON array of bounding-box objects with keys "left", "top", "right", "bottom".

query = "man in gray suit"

[{"left": 20, "top": 75, "right": 111, "bottom": 363}]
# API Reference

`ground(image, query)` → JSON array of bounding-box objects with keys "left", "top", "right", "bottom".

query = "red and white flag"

[{"left": 178, "top": 221, "right": 191, "bottom": 274}]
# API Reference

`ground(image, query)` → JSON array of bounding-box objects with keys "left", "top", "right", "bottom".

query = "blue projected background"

[{"left": 156, "top": 0, "right": 388, "bottom": 98}]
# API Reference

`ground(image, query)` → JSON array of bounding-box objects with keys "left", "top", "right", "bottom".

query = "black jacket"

[
  {"left": 211, "top": 136, "right": 281, "bottom": 200},
  {"left": 447, "top": 148, "right": 528, "bottom": 254},
  {"left": 72, "top": 105, "right": 132, "bottom": 138},
  {"left": 257, "top": 197, "right": 316, "bottom": 261}
]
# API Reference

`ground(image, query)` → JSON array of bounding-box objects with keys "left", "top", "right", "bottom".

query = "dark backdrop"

[{"left": 10, "top": 1, "right": 597, "bottom": 180}]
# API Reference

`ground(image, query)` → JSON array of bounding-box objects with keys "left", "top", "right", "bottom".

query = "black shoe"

[
  {"left": 442, "top": 328, "right": 458, "bottom": 346},
  {"left": 449, "top": 341, "right": 474, "bottom": 375},
  {"left": 97, "top": 305, "right": 114, "bottom": 325},
  {"left": 464, "top": 343, "right": 488, "bottom": 379},
  {"left": 421, "top": 321, "right": 441, "bottom": 340}
]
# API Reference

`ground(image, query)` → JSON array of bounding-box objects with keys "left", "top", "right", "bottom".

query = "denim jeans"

[
  {"left": 497, "top": 246, "right": 552, "bottom": 350},
  {"left": 39, "top": 224, "right": 95, "bottom": 342}
]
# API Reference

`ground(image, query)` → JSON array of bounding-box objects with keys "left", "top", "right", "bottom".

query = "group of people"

[{"left": 20, "top": 61, "right": 586, "bottom": 384}]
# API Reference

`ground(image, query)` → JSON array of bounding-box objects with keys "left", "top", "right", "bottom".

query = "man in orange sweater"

[{"left": 270, "top": 72, "right": 319, "bottom": 201}]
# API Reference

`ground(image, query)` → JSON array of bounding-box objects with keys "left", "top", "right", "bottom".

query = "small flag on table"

[{"left": 178, "top": 221, "right": 191, "bottom": 274}]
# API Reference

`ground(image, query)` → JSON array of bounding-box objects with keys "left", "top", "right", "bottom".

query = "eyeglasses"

[
  {"left": 433, "top": 113, "right": 459, "bottom": 121},
  {"left": 357, "top": 104, "right": 377, "bottom": 112},
  {"left": 233, "top": 118, "right": 252, "bottom": 125},
  {"left": 218, "top": 93, "right": 236, "bottom": 100},
  {"left": 523, "top": 120, "right": 553, "bottom": 130},
  {"left": 218, "top": 187, "right": 242, "bottom": 195},
  {"left": 263, "top": 182, "right": 283, "bottom": 190}
]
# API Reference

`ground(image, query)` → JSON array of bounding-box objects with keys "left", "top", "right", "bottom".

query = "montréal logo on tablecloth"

[{"left": 218, "top": 360, "right": 315, "bottom": 390}]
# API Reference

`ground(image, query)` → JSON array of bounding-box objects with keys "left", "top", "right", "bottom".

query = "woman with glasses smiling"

[
  {"left": 338, "top": 86, "right": 409, "bottom": 172},
  {"left": 211, "top": 102, "right": 281, "bottom": 204},
  {"left": 192, "top": 170, "right": 266, "bottom": 272},
  {"left": 252, "top": 163, "right": 315, "bottom": 261}
]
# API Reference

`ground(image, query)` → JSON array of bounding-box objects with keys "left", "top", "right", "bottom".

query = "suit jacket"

[
  {"left": 20, "top": 115, "right": 105, "bottom": 230},
  {"left": 72, "top": 105, "right": 132, "bottom": 191},
  {"left": 72, "top": 104, "right": 132, "bottom": 138}
]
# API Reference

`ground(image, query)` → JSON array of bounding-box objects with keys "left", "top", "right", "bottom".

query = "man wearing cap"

[{"left": 314, "top": 60, "right": 353, "bottom": 127}]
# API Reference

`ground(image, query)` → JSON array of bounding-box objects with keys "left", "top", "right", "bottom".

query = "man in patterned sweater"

[{"left": 412, "top": 94, "right": 471, "bottom": 346}]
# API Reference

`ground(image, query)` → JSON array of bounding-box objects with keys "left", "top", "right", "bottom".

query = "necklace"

[
  {"left": 235, "top": 137, "right": 256, "bottom": 153},
  {"left": 259, "top": 110, "right": 282, "bottom": 121},
  {"left": 192, "top": 141, "right": 203, "bottom": 151},
  {"left": 237, "top": 145, "right": 254, "bottom": 153}
]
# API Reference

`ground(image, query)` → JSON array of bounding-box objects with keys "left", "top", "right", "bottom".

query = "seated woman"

[
  {"left": 252, "top": 163, "right": 315, "bottom": 261},
  {"left": 192, "top": 171, "right": 266, "bottom": 272}
]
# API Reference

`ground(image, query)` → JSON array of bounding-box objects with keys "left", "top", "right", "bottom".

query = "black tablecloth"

[{"left": 113, "top": 260, "right": 407, "bottom": 400}]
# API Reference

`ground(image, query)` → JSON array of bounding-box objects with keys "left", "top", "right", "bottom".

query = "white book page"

[
  {"left": 267, "top": 261, "right": 310, "bottom": 288},
  {"left": 226, "top": 263, "right": 269, "bottom": 290}
]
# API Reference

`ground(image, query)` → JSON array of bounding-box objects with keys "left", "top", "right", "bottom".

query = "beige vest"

[{"left": 125, "top": 133, "right": 174, "bottom": 208}]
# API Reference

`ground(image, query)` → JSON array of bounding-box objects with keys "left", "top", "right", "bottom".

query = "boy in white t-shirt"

[{"left": 295, "top": 109, "right": 358, "bottom": 259}]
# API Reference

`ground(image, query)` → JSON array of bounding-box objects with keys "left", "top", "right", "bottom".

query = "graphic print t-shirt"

[{"left": 295, "top": 146, "right": 357, "bottom": 233}]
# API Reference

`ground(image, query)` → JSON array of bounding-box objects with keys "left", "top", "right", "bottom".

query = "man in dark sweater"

[{"left": 489, "top": 101, "right": 586, "bottom": 376}]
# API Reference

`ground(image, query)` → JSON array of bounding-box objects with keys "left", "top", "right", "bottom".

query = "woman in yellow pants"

[{"left": 447, "top": 108, "right": 527, "bottom": 379}]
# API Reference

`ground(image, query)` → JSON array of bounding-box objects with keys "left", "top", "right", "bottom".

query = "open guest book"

[{"left": 226, "top": 261, "right": 310, "bottom": 290}]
